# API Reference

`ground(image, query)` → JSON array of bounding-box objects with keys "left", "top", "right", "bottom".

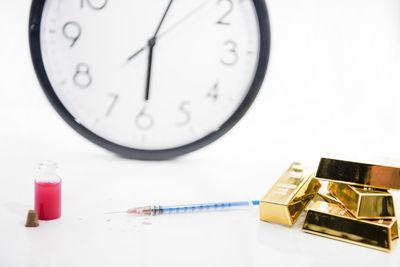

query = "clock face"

[{"left": 30, "top": 0, "right": 270, "bottom": 159}]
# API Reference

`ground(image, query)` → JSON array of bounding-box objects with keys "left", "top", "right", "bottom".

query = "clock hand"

[
  {"left": 126, "top": 46, "right": 145, "bottom": 62},
  {"left": 153, "top": 0, "right": 174, "bottom": 38},
  {"left": 158, "top": 0, "right": 209, "bottom": 39},
  {"left": 143, "top": 0, "right": 174, "bottom": 101},
  {"left": 126, "top": 0, "right": 208, "bottom": 64},
  {"left": 144, "top": 38, "right": 155, "bottom": 101}
]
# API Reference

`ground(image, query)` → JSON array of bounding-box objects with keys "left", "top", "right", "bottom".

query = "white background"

[{"left": 0, "top": 0, "right": 400, "bottom": 266}]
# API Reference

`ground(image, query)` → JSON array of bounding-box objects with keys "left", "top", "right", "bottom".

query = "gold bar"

[
  {"left": 328, "top": 182, "right": 395, "bottom": 219},
  {"left": 316, "top": 158, "right": 400, "bottom": 190},
  {"left": 260, "top": 162, "right": 321, "bottom": 226},
  {"left": 306, "top": 181, "right": 341, "bottom": 210},
  {"left": 315, "top": 181, "right": 340, "bottom": 204},
  {"left": 303, "top": 201, "right": 398, "bottom": 252}
]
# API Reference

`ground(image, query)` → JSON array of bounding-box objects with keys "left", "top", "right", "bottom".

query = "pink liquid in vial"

[{"left": 35, "top": 180, "right": 61, "bottom": 220}]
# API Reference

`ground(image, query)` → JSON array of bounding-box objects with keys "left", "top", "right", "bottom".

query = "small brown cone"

[{"left": 25, "top": 210, "right": 39, "bottom": 227}]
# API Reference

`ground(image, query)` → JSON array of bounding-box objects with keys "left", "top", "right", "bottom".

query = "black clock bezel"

[{"left": 29, "top": 0, "right": 270, "bottom": 160}]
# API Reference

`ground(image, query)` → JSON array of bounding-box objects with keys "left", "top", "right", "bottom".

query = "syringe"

[{"left": 105, "top": 200, "right": 260, "bottom": 216}]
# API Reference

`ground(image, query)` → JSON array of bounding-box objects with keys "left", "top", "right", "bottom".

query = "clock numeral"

[
  {"left": 176, "top": 101, "right": 191, "bottom": 126},
  {"left": 81, "top": 0, "right": 108, "bottom": 10},
  {"left": 217, "top": 0, "right": 233, "bottom": 26},
  {"left": 73, "top": 63, "right": 92, "bottom": 89},
  {"left": 62, "top": 21, "right": 81, "bottom": 47},
  {"left": 105, "top": 93, "right": 119, "bottom": 117},
  {"left": 207, "top": 82, "right": 219, "bottom": 102},
  {"left": 135, "top": 108, "right": 154, "bottom": 130},
  {"left": 221, "top": 40, "right": 238, "bottom": 66}
]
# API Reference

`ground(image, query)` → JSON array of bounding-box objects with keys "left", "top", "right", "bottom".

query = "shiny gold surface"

[
  {"left": 303, "top": 201, "right": 398, "bottom": 252},
  {"left": 328, "top": 182, "right": 395, "bottom": 219},
  {"left": 316, "top": 158, "right": 400, "bottom": 190},
  {"left": 306, "top": 181, "right": 341, "bottom": 210},
  {"left": 390, "top": 219, "right": 399, "bottom": 240},
  {"left": 260, "top": 162, "right": 321, "bottom": 226}
]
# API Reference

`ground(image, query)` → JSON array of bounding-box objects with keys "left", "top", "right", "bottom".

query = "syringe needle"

[
  {"left": 104, "top": 206, "right": 153, "bottom": 215},
  {"left": 104, "top": 211, "right": 126, "bottom": 214}
]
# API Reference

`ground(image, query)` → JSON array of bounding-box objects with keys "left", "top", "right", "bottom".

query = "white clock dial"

[{"left": 38, "top": 0, "right": 263, "bottom": 151}]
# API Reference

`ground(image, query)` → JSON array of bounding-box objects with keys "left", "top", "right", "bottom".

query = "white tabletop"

[
  {"left": 1, "top": 147, "right": 399, "bottom": 267},
  {"left": 1, "top": 0, "right": 400, "bottom": 266}
]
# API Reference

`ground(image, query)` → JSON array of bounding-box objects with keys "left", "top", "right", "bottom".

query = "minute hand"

[
  {"left": 144, "top": 38, "right": 156, "bottom": 101},
  {"left": 144, "top": 0, "right": 174, "bottom": 101}
]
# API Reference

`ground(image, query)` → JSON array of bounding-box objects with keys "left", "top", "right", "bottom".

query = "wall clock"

[{"left": 29, "top": 0, "right": 270, "bottom": 160}]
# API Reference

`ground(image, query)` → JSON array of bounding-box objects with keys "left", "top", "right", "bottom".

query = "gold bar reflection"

[
  {"left": 328, "top": 182, "right": 395, "bottom": 219},
  {"left": 303, "top": 201, "right": 398, "bottom": 252},
  {"left": 316, "top": 158, "right": 400, "bottom": 190},
  {"left": 260, "top": 162, "right": 321, "bottom": 226}
]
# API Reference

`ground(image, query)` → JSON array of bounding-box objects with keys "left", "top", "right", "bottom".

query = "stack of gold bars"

[{"left": 260, "top": 158, "right": 399, "bottom": 252}]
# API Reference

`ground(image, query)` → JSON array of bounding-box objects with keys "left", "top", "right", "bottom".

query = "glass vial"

[{"left": 34, "top": 161, "right": 62, "bottom": 220}]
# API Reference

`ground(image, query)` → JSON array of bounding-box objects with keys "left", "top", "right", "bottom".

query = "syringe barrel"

[{"left": 158, "top": 200, "right": 258, "bottom": 215}]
